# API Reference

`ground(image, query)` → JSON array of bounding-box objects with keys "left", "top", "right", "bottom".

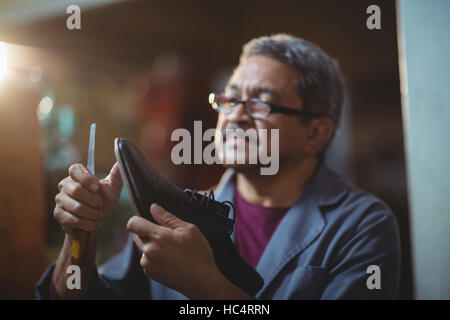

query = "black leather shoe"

[{"left": 114, "top": 137, "right": 264, "bottom": 296}]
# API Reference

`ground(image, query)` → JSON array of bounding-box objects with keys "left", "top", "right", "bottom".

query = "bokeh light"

[
  {"left": 0, "top": 42, "right": 8, "bottom": 81},
  {"left": 37, "top": 96, "right": 54, "bottom": 119}
]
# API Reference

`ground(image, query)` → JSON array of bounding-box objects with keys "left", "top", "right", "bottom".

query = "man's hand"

[
  {"left": 54, "top": 162, "right": 123, "bottom": 236},
  {"left": 52, "top": 162, "right": 123, "bottom": 298},
  {"left": 127, "top": 204, "right": 252, "bottom": 299},
  {"left": 127, "top": 204, "right": 216, "bottom": 297}
]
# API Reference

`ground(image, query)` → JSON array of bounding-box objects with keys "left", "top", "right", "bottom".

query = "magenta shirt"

[{"left": 234, "top": 190, "right": 290, "bottom": 269}]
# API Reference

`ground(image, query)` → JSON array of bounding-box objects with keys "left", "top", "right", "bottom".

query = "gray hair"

[{"left": 240, "top": 34, "right": 345, "bottom": 129}]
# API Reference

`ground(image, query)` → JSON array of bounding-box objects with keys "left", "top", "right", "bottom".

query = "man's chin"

[{"left": 221, "top": 161, "right": 262, "bottom": 174}]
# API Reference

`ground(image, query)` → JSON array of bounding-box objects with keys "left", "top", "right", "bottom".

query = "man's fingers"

[
  {"left": 53, "top": 206, "right": 99, "bottom": 232},
  {"left": 140, "top": 252, "right": 149, "bottom": 268},
  {"left": 58, "top": 176, "right": 71, "bottom": 191},
  {"left": 59, "top": 179, "right": 103, "bottom": 209},
  {"left": 150, "top": 204, "right": 185, "bottom": 229},
  {"left": 68, "top": 163, "right": 99, "bottom": 193},
  {"left": 140, "top": 253, "right": 156, "bottom": 275},
  {"left": 140, "top": 249, "right": 162, "bottom": 278},
  {"left": 103, "top": 162, "right": 123, "bottom": 189},
  {"left": 127, "top": 215, "right": 165, "bottom": 239},
  {"left": 55, "top": 193, "right": 103, "bottom": 221},
  {"left": 132, "top": 233, "right": 148, "bottom": 251}
]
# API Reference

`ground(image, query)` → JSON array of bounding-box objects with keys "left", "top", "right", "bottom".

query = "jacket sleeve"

[
  {"left": 320, "top": 203, "right": 401, "bottom": 299},
  {"left": 36, "top": 234, "right": 150, "bottom": 299}
]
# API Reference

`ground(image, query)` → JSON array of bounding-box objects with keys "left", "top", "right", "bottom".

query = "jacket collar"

[{"left": 214, "top": 163, "right": 349, "bottom": 297}]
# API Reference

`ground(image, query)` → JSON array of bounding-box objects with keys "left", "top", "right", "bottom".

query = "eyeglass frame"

[{"left": 208, "top": 92, "right": 325, "bottom": 119}]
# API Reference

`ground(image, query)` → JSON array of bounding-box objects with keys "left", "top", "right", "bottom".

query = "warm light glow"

[
  {"left": 38, "top": 96, "right": 54, "bottom": 114},
  {"left": 29, "top": 65, "right": 43, "bottom": 83},
  {"left": 0, "top": 42, "right": 7, "bottom": 81}
]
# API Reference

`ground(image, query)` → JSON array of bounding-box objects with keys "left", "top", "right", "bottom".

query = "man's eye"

[
  {"left": 258, "top": 95, "right": 273, "bottom": 103},
  {"left": 226, "top": 97, "right": 240, "bottom": 104}
]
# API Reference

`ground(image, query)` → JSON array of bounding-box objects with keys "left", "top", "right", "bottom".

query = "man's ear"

[{"left": 303, "top": 117, "right": 334, "bottom": 155}]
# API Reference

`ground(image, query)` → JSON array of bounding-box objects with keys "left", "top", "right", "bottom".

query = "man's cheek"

[{"left": 216, "top": 114, "right": 226, "bottom": 131}]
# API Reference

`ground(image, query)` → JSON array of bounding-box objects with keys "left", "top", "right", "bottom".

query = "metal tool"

[{"left": 71, "top": 123, "right": 96, "bottom": 265}]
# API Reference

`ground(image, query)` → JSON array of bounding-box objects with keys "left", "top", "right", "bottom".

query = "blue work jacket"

[{"left": 36, "top": 164, "right": 401, "bottom": 299}]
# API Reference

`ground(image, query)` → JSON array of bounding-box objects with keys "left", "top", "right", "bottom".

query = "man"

[{"left": 36, "top": 34, "right": 401, "bottom": 299}]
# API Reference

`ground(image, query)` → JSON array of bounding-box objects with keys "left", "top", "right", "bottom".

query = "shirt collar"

[
  {"left": 307, "top": 162, "right": 350, "bottom": 207},
  {"left": 214, "top": 163, "right": 349, "bottom": 209}
]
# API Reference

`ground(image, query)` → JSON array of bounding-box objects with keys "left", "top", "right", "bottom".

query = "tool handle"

[{"left": 71, "top": 229, "right": 88, "bottom": 265}]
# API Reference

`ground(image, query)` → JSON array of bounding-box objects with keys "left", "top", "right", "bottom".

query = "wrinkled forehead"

[{"left": 225, "top": 56, "right": 299, "bottom": 99}]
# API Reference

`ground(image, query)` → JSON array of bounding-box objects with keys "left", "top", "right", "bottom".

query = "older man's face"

[{"left": 215, "top": 55, "right": 311, "bottom": 172}]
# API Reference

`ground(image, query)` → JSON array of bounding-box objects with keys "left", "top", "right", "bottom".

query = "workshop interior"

[{"left": 0, "top": 0, "right": 449, "bottom": 300}]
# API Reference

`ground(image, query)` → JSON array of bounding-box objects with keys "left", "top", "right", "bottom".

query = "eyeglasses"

[{"left": 208, "top": 93, "right": 324, "bottom": 119}]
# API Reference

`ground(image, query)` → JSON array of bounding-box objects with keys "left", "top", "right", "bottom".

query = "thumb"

[
  {"left": 102, "top": 162, "right": 123, "bottom": 189},
  {"left": 150, "top": 204, "right": 185, "bottom": 229}
]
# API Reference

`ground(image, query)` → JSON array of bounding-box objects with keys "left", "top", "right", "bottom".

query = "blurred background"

[{"left": 0, "top": 0, "right": 416, "bottom": 299}]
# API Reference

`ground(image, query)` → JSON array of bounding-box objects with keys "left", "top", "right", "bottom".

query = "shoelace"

[{"left": 185, "top": 189, "right": 237, "bottom": 235}]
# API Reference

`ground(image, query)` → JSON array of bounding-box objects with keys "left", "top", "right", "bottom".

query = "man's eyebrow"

[
  {"left": 226, "top": 84, "right": 240, "bottom": 93},
  {"left": 226, "top": 84, "right": 282, "bottom": 99}
]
